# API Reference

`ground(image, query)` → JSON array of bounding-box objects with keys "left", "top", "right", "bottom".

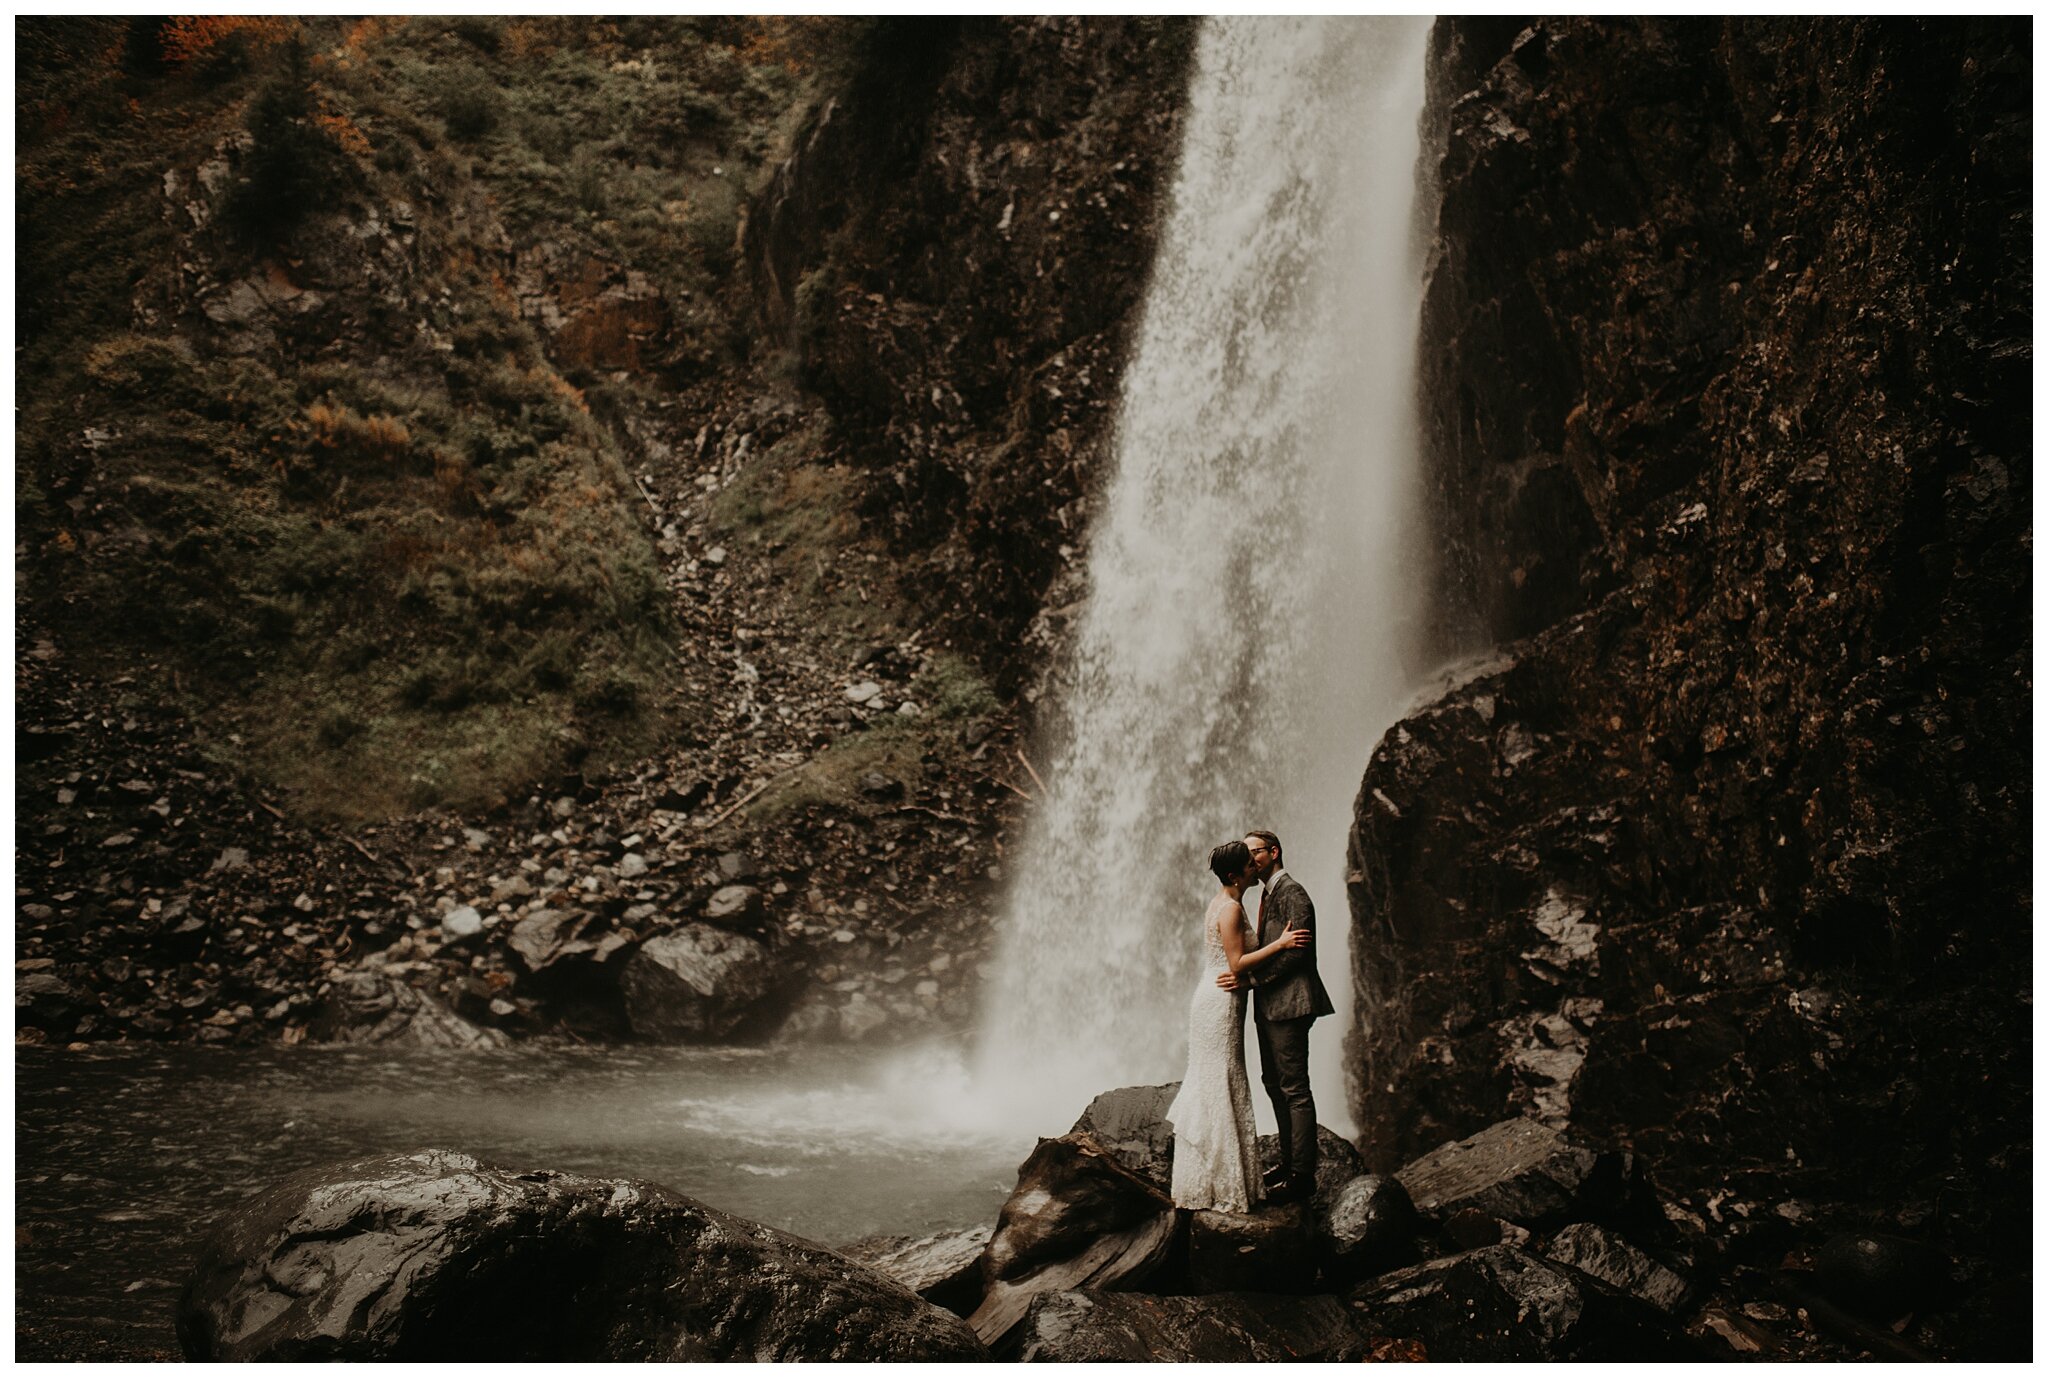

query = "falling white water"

[{"left": 976, "top": 17, "right": 1435, "bottom": 1137}]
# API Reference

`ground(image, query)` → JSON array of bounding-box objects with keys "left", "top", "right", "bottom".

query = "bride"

[{"left": 1165, "top": 839, "right": 1313, "bottom": 1212}]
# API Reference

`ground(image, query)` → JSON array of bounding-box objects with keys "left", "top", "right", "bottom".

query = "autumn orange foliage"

[
  {"left": 343, "top": 16, "right": 407, "bottom": 55},
  {"left": 304, "top": 403, "right": 412, "bottom": 462},
  {"left": 315, "top": 109, "right": 371, "bottom": 158},
  {"left": 160, "top": 16, "right": 295, "bottom": 69},
  {"left": 734, "top": 17, "right": 840, "bottom": 74}
]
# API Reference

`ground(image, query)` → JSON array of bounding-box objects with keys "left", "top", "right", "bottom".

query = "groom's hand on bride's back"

[{"left": 1215, "top": 970, "right": 1242, "bottom": 991}]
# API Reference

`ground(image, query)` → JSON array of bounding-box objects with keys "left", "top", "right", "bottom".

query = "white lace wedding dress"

[{"left": 1165, "top": 898, "right": 1261, "bottom": 1212}]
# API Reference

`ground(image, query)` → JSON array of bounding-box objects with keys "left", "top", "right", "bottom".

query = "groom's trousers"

[{"left": 1255, "top": 1013, "right": 1317, "bottom": 1184}]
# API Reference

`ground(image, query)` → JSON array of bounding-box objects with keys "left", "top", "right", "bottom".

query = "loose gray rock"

[
  {"left": 1318, "top": 1173, "right": 1421, "bottom": 1283},
  {"left": 1347, "top": 1243, "right": 1693, "bottom": 1360},
  {"left": 16, "top": 972, "right": 84, "bottom": 1030},
  {"left": 705, "top": 884, "right": 764, "bottom": 923},
  {"left": 177, "top": 1150, "right": 984, "bottom": 1361},
  {"left": 857, "top": 771, "right": 904, "bottom": 801},
  {"left": 1813, "top": 1231, "right": 1951, "bottom": 1321},
  {"left": 1545, "top": 1222, "right": 1694, "bottom": 1314},
  {"left": 620, "top": 924, "right": 778, "bottom": 1041},
  {"left": 308, "top": 968, "right": 509, "bottom": 1050},
  {"left": 837, "top": 994, "right": 891, "bottom": 1042},
  {"left": 507, "top": 908, "right": 596, "bottom": 973},
  {"left": 440, "top": 906, "right": 483, "bottom": 939},
  {"left": 839, "top": 1225, "right": 992, "bottom": 1315},
  {"left": 617, "top": 852, "right": 649, "bottom": 879},
  {"left": 1013, "top": 1290, "right": 1365, "bottom": 1362},
  {"left": 1070, "top": 1082, "right": 1180, "bottom": 1189},
  {"left": 1393, "top": 1117, "right": 1629, "bottom": 1230}
]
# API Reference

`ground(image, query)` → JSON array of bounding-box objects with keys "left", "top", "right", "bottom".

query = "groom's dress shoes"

[{"left": 1265, "top": 1178, "right": 1309, "bottom": 1205}]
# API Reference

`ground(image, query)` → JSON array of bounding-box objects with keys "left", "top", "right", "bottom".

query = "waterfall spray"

[{"left": 977, "top": 17, "right": 1435, "bottom": 1134}]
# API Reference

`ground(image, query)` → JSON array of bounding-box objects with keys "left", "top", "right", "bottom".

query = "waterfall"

[{"left": 976, "top": 17, "right": 1435, "bottom": 1135}]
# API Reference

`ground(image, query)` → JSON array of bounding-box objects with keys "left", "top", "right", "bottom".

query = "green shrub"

[
  {"left": 229, "top": 40, "right": 346, "bottom": 239},
  {"left": 449, "top": 16, "right": 502, "bottom": 54},
  {"left": 576, "top": 665, "right": 646, "bottom": 715},
  {"left": 685, "top": 174, "right": 743, "bottom": 273},
  {"left": 521, "top": 112, "right": 573, "bottom": 161},
  {"left": 438, "top": 66, "right": 502, "bottom": 143},
  {"left": 317, "top": 705, "right": 365, "bottom": 747},
  {"left": 570, "top": 149, "right": 610, "bottom": 216}
]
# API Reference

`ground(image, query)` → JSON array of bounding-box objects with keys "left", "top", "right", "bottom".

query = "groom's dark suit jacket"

[{"left": 1251, "top": 871, "right": 1336, "bottom": 1023}]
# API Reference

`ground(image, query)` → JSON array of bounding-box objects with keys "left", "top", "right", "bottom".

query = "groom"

[{"left": 1217, "top": 829, "right": 1334, "bottom": 1204}]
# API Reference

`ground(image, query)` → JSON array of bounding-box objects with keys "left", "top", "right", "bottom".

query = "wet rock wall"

[
  {"left": 742, "top": 17, "right": 1200, "bottom": 686},
  {"left": 1349, "top": 15, "right": 2030, "bottom": 1292}
]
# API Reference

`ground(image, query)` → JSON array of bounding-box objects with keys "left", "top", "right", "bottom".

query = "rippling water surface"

[{"left": 16, "top": 1042, "right": 1031, "bottom": 1358}]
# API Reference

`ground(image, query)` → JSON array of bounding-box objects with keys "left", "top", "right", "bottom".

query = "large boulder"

[
  {"left": 620, "top": 924, "right": 779, "bottom": 1040},
  {"left": 309, "top": 966, "right": 509, "bottom": 1049},
  {"left": 177, "top": 1150, "right": 983, "bottom": 1361},
  {"left": 1070, "top": 1082, "right": 1179, "bottom": 1189},
  {"left": 969, "top": 1133, "right": 1178, "bottom": 1351},
  {"left": 1348, "top": 1244, "right": 1694, "bottom": 1360},
  {"left": 1186, "top": 1203, "right": 1315, "bottom": 1295},
  {"left": 1013, "top": 1290, "right": 1365, "bottom": 1362},
  {"left": 15, "top": 970, "right": 88, "bottom": 1036},
  {"left": 1393, "top": 1117, "right": 1632, "bottom": 1230},
  {"left": 840, "top": 1225, "right": 992, "bottom": 1316},
  {"left": 1317, "top": 1173, "right": 1422, "bottom": 1283}
]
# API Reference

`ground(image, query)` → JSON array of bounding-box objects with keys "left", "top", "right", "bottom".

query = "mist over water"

[{"left": 977, "top": 17, "right": 1435, "bottom": 1135}]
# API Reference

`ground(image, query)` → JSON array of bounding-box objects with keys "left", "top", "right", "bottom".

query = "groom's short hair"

[
  {"left": 1210, "top": 839, "right": 1251, "bottom": 882},
  {"left": 1247, "top": 829, "right": 1281, "bottom": 865}
]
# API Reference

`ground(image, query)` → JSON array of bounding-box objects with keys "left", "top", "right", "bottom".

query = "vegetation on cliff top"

[{"left": 16, "top": 17, "right": 862, "bottom": 820}]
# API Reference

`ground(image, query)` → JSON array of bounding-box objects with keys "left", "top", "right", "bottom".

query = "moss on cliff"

[{"left": 14, "top": 18, "right": 867, "bottom": 819}]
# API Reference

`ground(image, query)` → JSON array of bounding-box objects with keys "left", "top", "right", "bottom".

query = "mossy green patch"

[{"left": 745, "top": 719, "right": 925, "bottom": 822}]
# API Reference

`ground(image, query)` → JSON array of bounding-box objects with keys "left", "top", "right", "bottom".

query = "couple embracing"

[{"left": 1166, "top": 830, "right": 1335, "bottom": 1214}]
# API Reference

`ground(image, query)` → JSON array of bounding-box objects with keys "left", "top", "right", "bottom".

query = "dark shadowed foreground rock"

[
  {"left": 1318, "top": 1173, "right": 1422, "bottom": 1283},
  {"left": 1186, "top": 1203, "right": 1315, "bottom": 1295},
  {"left": 1813, "top": 1231, "right": 1952, "bottom": 1321},
  {"left": 1014, "top": 1290, "right": 1364, "bottom": 1362},
  {"left": 970, "top": 1132, "right": 1177, "bottom": 1351},
  {"left": 619, "top": 924, "right": 779, "bottom": 1040},
  {"left": 971, "top": 1216, "right": 1177, "bottom": 1354},
  {"left": 1545, "top": 1222, "right": 1694, "bottom": 1314},
  {"left": 309, "top": 965, "right": 510, "bottom": 1049},
  {"left": 841, "top": 1225, "right": 992, "bottom": 1316},
  {"left": 1071, "top": 1082, "right": 1179, "bottom": 1189},
  {"left": 1394, "top": 1117, "right": 1630, "bottom": 1229},
  {"left": 177, "top": 1150, "right": 983, "bottom": 1361},
  {"left": 1349, "top": 1244, "right": 1693, "bottom": 1360}
]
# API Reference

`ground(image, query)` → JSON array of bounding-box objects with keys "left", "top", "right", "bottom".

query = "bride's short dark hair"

[{"left": 1209, "top": 839, "right": 1251, "bottom": 883}]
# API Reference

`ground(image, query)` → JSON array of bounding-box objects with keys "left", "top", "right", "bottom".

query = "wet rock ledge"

[
  {"left": 177, "top": 1150, "right": 984, "bottom": 1362},
  {"left": 189, "top": 1085, "right": 1966, "bottom": 1361}
]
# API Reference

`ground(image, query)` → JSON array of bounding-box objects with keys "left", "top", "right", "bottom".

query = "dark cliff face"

[
  {"left": 743, "top": 17, "right": 1199, "bottom": 687},
  {"left": 1350, "top": 15, "right": 2029, "bottom": 1326}
]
